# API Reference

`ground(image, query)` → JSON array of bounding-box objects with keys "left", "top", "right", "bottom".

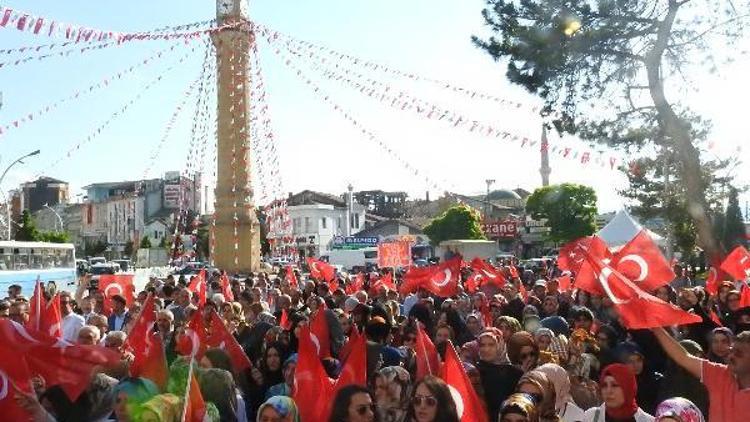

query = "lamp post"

[
  {"left": 485, "top": 179, "right": 495, "bottom": 220},
  {"left": 43, "top": 203, "right": 64, "bottom": 233},
  {"left": 0, "top": 149, "right": 41, "bottom": 240}
]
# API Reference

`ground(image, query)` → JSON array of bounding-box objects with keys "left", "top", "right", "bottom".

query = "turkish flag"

[
  {"left": 294, "top": 326, "right": 334, "bottom": 422},
  {"left": 559, "top": 236, "right": 613, "bottom": 273},
  {"left": 339, "top": 326, "right": 361, "bottom": 363},
  {"left": 609, "top": 230, "right": 675, "bottom": 292},
  {"left": 583, "top": 252, "right": 702, "bottom": 329},
  {"left": 285, "top": 265, "right": 298, "bottom": 288},
  {"left": 42, "top": 294, "right": 62, "bottom": 338},
  {"left": 469, "top": 258, "right": 507, "bottom": 288},
  {"left": 346, "top": 273, "right": 365, "bottom": 295},
  {"left": 183, "top": 365, "right": 207, "bottom": 422},
  {"left": 219, "top": 273, "right": 234, "bottom": 302},
  {"left": 280, "top": 308, "right": 292, "bottom": 330},
  {"left": 175, "top": 309, "right": 208, "bottom": 359},
  {"left": 370, "top": 272, "right": 397, "bottom": 295},
  {"left": 0, "top": 345, "right": 34, "bottom": 421},
  {"left": 0, "top": 320, "right": 121, "bottom": 400},
  {"left": 124, "top": 294, "right": 155, "bottom": 353},
  {"left": 28, "top": 280, "right": 47, "bottom": 331},
  {"left": 99, "top": 274, "right": 135, "bottom": 313},
  {"left": 310, "top": 304, "right": 332, "bottom": 359},
  {"left": 465, "top": 271, "right": 482, "bottom": 293},
  {"left": 206, "top": 311, "right": 252, "bottom": 372},
  {"left": 187, "top": 270, "right": 207, "bottom": 306},
  {"left": 415, "top": 323, "right": 440, "bottom": 381},
  {"left": 480, "top": 300, "right": 493, "bottom": 327},
  {"left": 442, "top": 341, "right": 489, "bottom": 422},
  {"left": 721, "top": 246, "right": 750, "bottom": 281},
  {"left": 307, "top": 258, "right": 336, "bottom": 282},
  {"left": 401, "top": 256, "right": 462, "bottom": 298},
  {"left": 131, "top": 330, "right": 168, "bottom": 392},
  {"left": 706, "top": 266, "right": 721, "bottom": 295},
  {"left": 710, "top": 309, "right": 723, "bottom": 327},
  {"left": 323, "top": 327, "right": 367, "bottom": 420}
]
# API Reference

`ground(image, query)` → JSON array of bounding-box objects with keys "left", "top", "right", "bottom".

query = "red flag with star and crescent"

[
  {"left": 468, "top": 257, "right": 507, "bottom": 290},
  {"left": 370, "top": 272, "right": 397, "bottom": 295},
  {"left": 99, "top": 274, "right": 135, "bottom": 314},
  {"left": 285, "top": 265, "right": 298, "bottom": 288},
  {"left": 442, "top": 340, "right": 489, "bottom": 422},
  {"left": 415, "top": 323, "right": 440, "bottom": 381},
  {"left": 219, "top": 273, "right": 234, "bottom": 302},
  {"left": 400, "top": 256, "right": 462, "bottom": 297},
  {"left": 346, "top": 273, "right": 366, "bottom": 295},
  {"left": 306, "top": 258, "right": 336, "bottom": 282},
  {"left": 0, "top": 343, "right": 34, "bottom": 421},
  {"left": 206, "top": 311, "right": 252, "bottom": 372},
  {"left": 187, "top": 270, "right": 207, "bottom": 306},
  {"left": 582, "top": 250, "right": 702, "bottom": 329},
  {"left": 294, "top": 326, "right": 334, "bottom": 422},
  {"left": 721, "top": 246, "right": 750, "bottom": 281},
  {"left": 310, "top": 303, "right": 332, "bottom": 359}
]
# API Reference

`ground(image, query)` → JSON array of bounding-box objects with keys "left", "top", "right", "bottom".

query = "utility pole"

[{"left": 539, "top": 125, "right": 551, "bottom": 187}]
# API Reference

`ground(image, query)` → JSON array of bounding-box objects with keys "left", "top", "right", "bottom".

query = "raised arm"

[{"left": 651, "top": 327, "right": 702, "bottom": 378}]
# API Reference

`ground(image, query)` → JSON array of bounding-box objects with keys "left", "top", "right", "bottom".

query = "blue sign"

[{"left": 332, "top": 236, "right": 379, "bottom": 249}]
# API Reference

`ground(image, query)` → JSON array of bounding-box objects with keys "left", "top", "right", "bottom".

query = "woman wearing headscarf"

[
  {"left": 508, "top": 331, "right": 540, "bottom": 373},
  {"left": 476, "top": 328, "right": 524, "bottom": 420},
  {"left": 652, "top": 397, "right": 704, "bottom": 422},
  {"left": 257, "top": 396, "right": 300, "bottom": 422},
  {"left": 372, "top": 366, "right": 411, "bottom": 422},
  {"left": 582, "top": 363, "right": 655, "bottom": 422},
  {"left": 535, "top": 363, "right": 584, "bottom": 422},
  {"left": 495, "top": 316, "right": 523, "bottom": 342},
  {"left": 706, "top": 326, "right": 733, "bottom": 363},
  {"left": 499, "top": 393, "right": 540, "bottom": 422},
  {"left": 516, "top": 370, "right": 559, "bottom": 422}
]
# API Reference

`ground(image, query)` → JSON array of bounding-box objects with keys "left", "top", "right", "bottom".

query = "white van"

[{"left": 321, "top": 248, "right": 378, "bottom": 271}]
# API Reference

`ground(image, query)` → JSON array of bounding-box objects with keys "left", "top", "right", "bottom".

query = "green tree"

[
  {"left": 39, "top": 231, "right": 71, "bottom": 243},
  {"left": 15, "top": 210, "right": 40, "bottom": 241},
  {"left": 158, "top": 236, "right": 168, "bottom": 248},
  {"left": 140, "top": 236, "right": 152, "bottom": 249},
  {"left": 723, "top": 187, "right": 748, "bottom": 250},
  {"left": 526, "top": 183, "right": 598, "bottom": 243},
  {"left": 473, "top": 0, "right": 746, "bottom": 260},
  {"left": 84, "top": 240, "right": 108, "bottom": 257},
  {"left": 423, "top": 204, "right": 486, "bottom": 245}
]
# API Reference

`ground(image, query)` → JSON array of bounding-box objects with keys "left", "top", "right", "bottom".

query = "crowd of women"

[{"left": 7, "top": 258, "right": 749, "bottom": 422}]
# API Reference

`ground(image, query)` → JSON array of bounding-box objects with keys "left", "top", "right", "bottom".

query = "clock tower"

[{"left": 211, "top": 0, "right": 261, "bottom": 273}]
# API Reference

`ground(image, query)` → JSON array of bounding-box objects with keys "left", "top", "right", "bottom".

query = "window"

[
  {"left": 354, "top": 214, "right": 360, "bottom": 229},
  {"left": 304, "top": 217, "right": 310, "bottom": 233},
  {"left": 154, "top": 230, "right": 158, "bottom": 239},
  {"left": 337, "top": 217, "right": 341, "bottom": 230},
  {"left": 321, "top": 217, "right": 327, "bottom": 229}
]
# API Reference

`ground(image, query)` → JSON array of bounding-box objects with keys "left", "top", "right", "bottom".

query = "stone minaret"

[
  {"left": 540, "top": 125, "right": 551, "bottom": 187},
  {"left": 211, "top": 0, "right": 260, "bottom": 272}
]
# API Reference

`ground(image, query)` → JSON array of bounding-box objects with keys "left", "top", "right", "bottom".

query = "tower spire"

[{"left": 540, "top": 125, "right": 551, "bottom": 187}]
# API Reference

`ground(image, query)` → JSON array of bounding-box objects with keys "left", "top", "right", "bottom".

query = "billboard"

[{"left": 378, "top": 241, "right": 412, "bottom": 268}]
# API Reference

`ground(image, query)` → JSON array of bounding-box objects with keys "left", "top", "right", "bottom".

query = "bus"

[{"left": 0, "top": 241, "right": 77, "bottom": 296}]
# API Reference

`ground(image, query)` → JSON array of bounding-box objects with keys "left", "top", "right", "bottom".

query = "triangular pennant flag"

[
  {"left": 415, "top": 323, "right": 440, "bottom": 381},
  {"left": 206, "top": 311, "right": 252, "bottom": 372},
  {"left": 310, "top": 303, "right": 332, "bottom": 359},
  {"left": 280, "top": 308, "right": 292, "bottom": 330}
]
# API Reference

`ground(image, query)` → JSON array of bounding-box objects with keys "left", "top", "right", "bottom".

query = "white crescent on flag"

[
  {"left": 433, "top": 269, "right": 452, "bottom": 287},
  {"left": 597, "top": 267, "right": 631, "bottom": 305},
  {"left": 618, "top": 254, "right": 649, "bottom": 282},
  {"left": 0, "top": 370, "right": 8, "bottom": 400},
  {"left": 105, "top": 283, "right": 124, "bottom": 297},
  {"left": 447, "top": 384, "right": 465, "bottom": 418},
  {"left": 10, "top": 321, "right": 39, "bottom": 344},
  {"left": 310, "top": 333, "right": 321, "bottom": 355},
  {"left": 481, "top": 269, "right": 497, "bottom": 279}
]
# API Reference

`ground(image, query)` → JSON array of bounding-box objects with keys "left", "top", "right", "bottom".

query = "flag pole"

[{"left": 181, "top": 357, "right": 195, "bottom": 422}]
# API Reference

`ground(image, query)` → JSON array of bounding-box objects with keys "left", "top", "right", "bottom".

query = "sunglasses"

[
  {"left": 355, "top": 404, "right": 375, "bottom": 415},
  {"left": 413, "top": 395, "right": 437, "bottom": 407},
  {"left": 520, "top": 351, "right": 537, "bottom": 360}
]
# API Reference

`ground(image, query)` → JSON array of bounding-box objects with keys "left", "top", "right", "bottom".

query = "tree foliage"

[
  {"left": 723, "top": 187, "right": 748, "bottom": 250},
  {"left": 423, "top": 204, "right": 486, "bottom": 245},
  {"left": 84, "top": 240, "right": 107, "bottom": 257},
  {"left": 473, "top": 0, "right": 747, "bottom": 259},
  {"left": 39, "top": 231, "right": 71, "bottom": 243},
  {"left": 14, "top": 210, "right": 40, "bottom": 241},
  {"left": 140, "top": 236, "right": 152, "bottom": 249},
  {"left": 526, "top": 183, "right": 598, "bottom": 243}
]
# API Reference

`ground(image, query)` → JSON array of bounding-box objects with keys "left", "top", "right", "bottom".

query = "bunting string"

[
  {"left": 257, "top": 34, "right": 453, "bottom": 194},
  {"left": 254, "top": 22, "right": 548, "bottom": 115},
  {"left": 34, "top": 45, "right": 200, "bottom": 176},
  {"left": 0, "top": 19, "right": 216, "bottom": 55},
  {"left": 0, "top": 41, "right": 187, "bottom": 138},
  {"left": 278, "top": 40, "right": 623, "bottom": 171}
]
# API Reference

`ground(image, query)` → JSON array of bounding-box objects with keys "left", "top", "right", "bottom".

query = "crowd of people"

[{"left": 2, "top": 255, "right": 749, "bottom": 422}]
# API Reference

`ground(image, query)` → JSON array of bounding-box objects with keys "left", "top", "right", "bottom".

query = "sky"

[{"left": 0, "top": 0, "right": 748, "bottom": 216}]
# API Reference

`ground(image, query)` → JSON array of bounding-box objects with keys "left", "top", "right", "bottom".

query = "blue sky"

[{"left": 0, "top": 0, "right": 748, "bottom": 215}]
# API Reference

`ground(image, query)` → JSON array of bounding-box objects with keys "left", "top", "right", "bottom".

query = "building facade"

[{"left": 21, "top": 177, "right": 69, "bottom": 214}]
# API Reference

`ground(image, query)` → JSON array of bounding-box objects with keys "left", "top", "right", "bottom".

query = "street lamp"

[
  {"left": 485, "top": 179, "right": 495, "bottom": 220},
  {"left": 43, "top": 203, "right": 64, "bottom": 233},
  {"left": 0, "top": 149, "right": 41, "bottom": 240}
]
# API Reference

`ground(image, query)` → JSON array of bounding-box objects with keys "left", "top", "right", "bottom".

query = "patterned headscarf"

[
  {"left": 257, "top": 396, "right": 301, "bottom": 422},
  {"left": 518, "top": 370, "right": 558, "bottom": 421},
  {"left": 535, "top": 363, "right": 574, "bottom": 414},
  {"left": 374, "top": 366, "right": 412, "bottom": 422},
  {"left": 500, "top": 393, "right": 540, "bottom": 422},
  {"left": 655, "top": 397, "right": 705, "bottom": 422}
]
